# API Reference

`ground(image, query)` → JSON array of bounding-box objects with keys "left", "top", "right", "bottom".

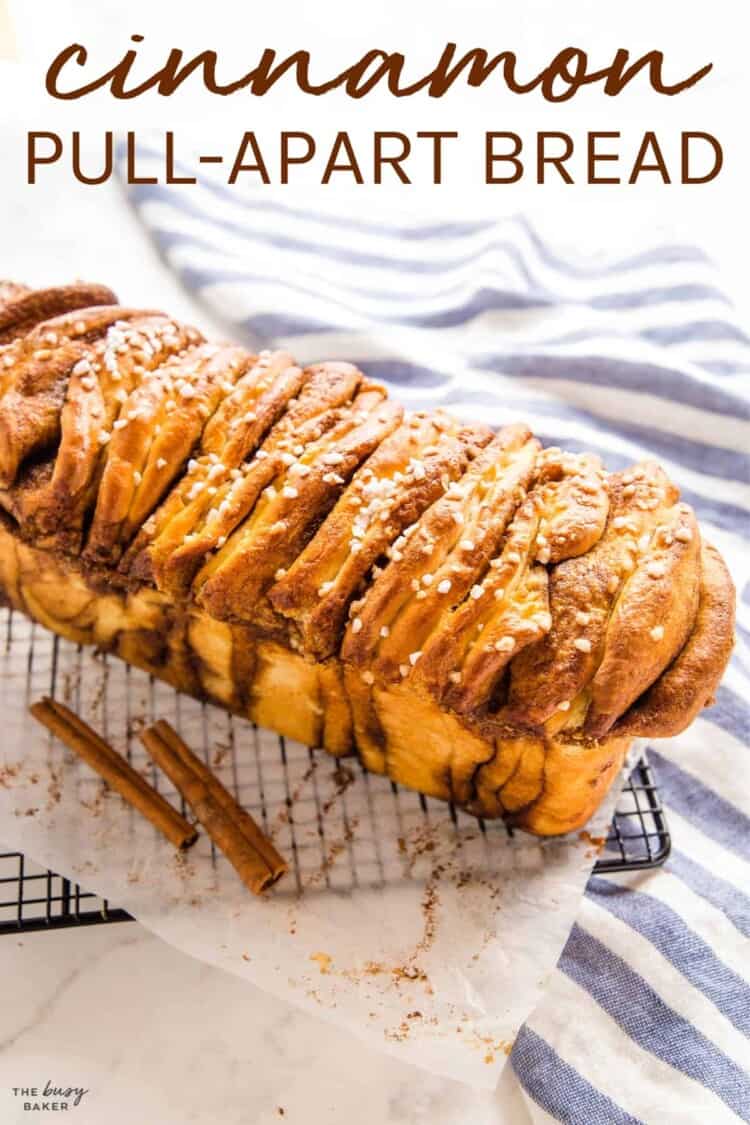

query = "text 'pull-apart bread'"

[{"left": 0, "top": 281, "right": 736, "bottom": 836}]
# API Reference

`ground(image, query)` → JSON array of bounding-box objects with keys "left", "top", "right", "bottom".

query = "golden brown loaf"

[{"left": 0, "top": 282, "right": 736, "bottom": 835}]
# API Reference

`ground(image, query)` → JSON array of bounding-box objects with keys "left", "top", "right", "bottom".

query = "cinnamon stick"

[
  {"left": 140, "top": 721, "right": 287, "bottom": 894},
  {"left": 30, "top": 698, "right": 198, "bottom": 850},
  {"left": 153, "top": 720, "right": 286, "bottom": 879}
]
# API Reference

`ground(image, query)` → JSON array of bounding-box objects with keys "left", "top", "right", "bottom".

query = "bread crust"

[
  {"left": 270, "top": 412, "right": 493, "bottom": 659},
  {"left": 341, "top": 425, "right": 540, "bottom": 680},
  {"left": 0, "top": 305, "right": 157, "bottom": 488},
  {"left": 0, "top": 280, "right": 736, "bottom": 836},
  {"left": 6, "top": 315, "right": 204, "bottom": 552},
  {"left": 614, "top": 543, "right": 736, "bottom": 738},
  {"left": 0, "top": 283, "right": 118, "bottom": 345},
  {"left": 503, "top": 462, "right": 681, "bottom": 729}
]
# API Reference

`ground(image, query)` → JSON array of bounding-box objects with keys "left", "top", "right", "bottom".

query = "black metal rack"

[
  {"left": 598, "top": 754, "right": 671, "bottom": 872},
  {"left": 0, "top": 755, "right": 669, "bottom": 935}
]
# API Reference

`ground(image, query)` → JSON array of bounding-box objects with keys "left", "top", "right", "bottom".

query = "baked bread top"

[{"left": 0, "top": 281, "right": 735, "bottom": 744}]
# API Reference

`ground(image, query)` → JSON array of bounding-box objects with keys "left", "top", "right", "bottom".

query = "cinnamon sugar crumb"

[{"left": 310, "top": 951, "right": 333, "bottom": 974}]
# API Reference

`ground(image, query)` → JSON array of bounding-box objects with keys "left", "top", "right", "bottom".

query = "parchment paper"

[{"left": 0, "top": 613, "right": 628, "bottom": 1088}]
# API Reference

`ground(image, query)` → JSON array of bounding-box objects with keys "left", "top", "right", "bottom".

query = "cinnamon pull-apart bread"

[{"left": 0, "top": 281, "right": 736, "bottom": 836}]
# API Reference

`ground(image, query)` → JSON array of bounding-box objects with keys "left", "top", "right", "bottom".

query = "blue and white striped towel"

[{"left": 120, "top": 151, "right": 750, "bottom": 1124}]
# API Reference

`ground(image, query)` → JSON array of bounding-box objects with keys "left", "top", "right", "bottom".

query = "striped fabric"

[{"left": 119, "top": 149, "right": 750, "bottom": 1124}]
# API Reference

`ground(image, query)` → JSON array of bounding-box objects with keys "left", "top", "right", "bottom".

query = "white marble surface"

[{"left": 0, "top": 923, "right": 532, "bottom": 1124}]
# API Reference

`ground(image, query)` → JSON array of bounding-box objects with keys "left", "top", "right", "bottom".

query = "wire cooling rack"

[
  {"left": 0, "top": 755, "right": 670, "bottom": 936},
  {"left": 0, "top": 609, "right": 670, "bottom": 936}
]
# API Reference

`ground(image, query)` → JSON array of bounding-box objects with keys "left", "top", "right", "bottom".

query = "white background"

[
  {"left": 4, "top": 0, "right": 750, "bottom": 316},
  {"left": 0, "top": 2, "right": 746, "bottom": 1123}
]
